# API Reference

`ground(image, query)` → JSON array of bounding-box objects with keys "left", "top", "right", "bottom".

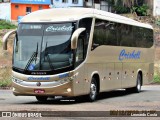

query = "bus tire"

[
  {"left": 126, "top": 73, "right": 142, "bottom": 93},
  {"left": 133, "top": 73, "right": 142, "bottom": 93},
  {"left": 88, "top": 77, "right": 97, "bottom": 102},
  {"left": 36, "top": 96, "right": 48, "bottom": 102}
]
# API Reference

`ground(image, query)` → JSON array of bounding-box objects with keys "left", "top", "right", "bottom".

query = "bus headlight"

[
  {"left": 67, "top": 88, "right": 71, "bottom": 92},
  {"left": 60, "top": 78, "right": 69, "bottom": 84},
  {"left": 60, "top": 77, "right": 73, "bottom": 84},
  {"left": 69, "top": 72, "right": 79, "bottom": 80},
  {"left": 59, "top": 73, "right": 78, "bottom": 84},
  {"left": 12, "top": 87, "right": 15, "bottom": 91},
  {"left": 12, "top": 77, "right": 23, "bottom": 84}
]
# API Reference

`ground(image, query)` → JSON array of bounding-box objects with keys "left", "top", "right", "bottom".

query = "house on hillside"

[
  {"left": 142, "top": 0, "right": 160, "bottom": 16},
  {"left": 0, "top": 0, "right": 10, "bottom": 21},
  {"left": 11, "top": 0, "right": 52, "bottom": 22},
  {"left": 153, "top": 0, "right": 160, "bottom": 16},
  {"left": 52, "top": 0, "right": 83, "bottom": 8},
  {"left": 84, "top": 0, "right": 111, "bottom": 12}
]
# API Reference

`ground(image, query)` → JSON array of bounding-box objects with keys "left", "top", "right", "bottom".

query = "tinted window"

[
  {"left": 133, "top": 27, "right": 153, "bottom": 48},
  {"left": 79, "top": 18, "right": 92, "bottom": 55},
  {"left": 93, "top": 19, "right": 117, "bottom": 46},
  {"left": 75, "top": 18, "right": 92, "bottom": 67},
  {"left": 93, "top": 19, "right": 153, "bottom": 49}
]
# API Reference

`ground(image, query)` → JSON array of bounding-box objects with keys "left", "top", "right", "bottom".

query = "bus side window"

[
  {"left": 78, "top": 18, "right": 92, "bottom": 56},
  {"left": 75, "top": 36, "right": 84, "bottom": 66},
  {"left": 75, "top": 18, "right": 92, "bottom": 67},
  {"left": 120, "top": 24, "right": 134, "bottom": 47},
  {"left": 93, "top": 20, "right": 105, "bottom": 48},
  {"left": 93, "top": 19, "right": 118, "bottom": 50}
]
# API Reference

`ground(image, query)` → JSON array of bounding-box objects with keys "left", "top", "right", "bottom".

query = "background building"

[
  {"left": 0, "top": 0, "right": 10, "bottom": 21},
  {"left": 153, "top": 0, "right": 160, "bottom": 16},
  {"left": 52, "top": 0, "right": 83, "bottom": 8},
  {"left": 0, "top": 0, "right": 10, "bottom": 2},
  {"left": 84, "top": 0, "right": 111, "bottom": 12},
  {"left": 11, "top": 0, "right": 51, "bottom": 21},
  {"left": 0, "top": 0, "right": 159, "bottom": 22},
  {"left": 0, "top": 3, "right": 11, "bottom": 21}
]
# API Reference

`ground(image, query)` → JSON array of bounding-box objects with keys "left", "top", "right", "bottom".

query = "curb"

[
  {"left": 0, "top": 87, "right": 12, "bottom": 90},
  {"left": 149, "top": 83, "right": 160, "bottom": 85}
]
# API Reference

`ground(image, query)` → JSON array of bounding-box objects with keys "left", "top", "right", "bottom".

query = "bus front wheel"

[
  {"left": 36, "top": 96, "right": 48, "bottom": 102},
  {"left": 88, "top": 77, "right": 97, "bottom": 102}
]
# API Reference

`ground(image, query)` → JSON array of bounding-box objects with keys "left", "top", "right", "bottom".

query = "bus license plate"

[{"left": 34, "top": 89, "right": 45, "bottom": 93}]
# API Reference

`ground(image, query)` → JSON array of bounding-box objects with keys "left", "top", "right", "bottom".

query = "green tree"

[
  {"left": 109, "top": 0, "right": 147, "bottom": 15},
  {"left": 111, "top": 0, "right": 138, "bottom": 8}
]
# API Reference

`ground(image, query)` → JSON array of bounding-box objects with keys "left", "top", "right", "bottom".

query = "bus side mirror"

[
  {"left": 2, "top": 30, "right": 16, "bottom": 50},
  {"left": 71, "top": 28, "right": 86, "bottom": 49}
]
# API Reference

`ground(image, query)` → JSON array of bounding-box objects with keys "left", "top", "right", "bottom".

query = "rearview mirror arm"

[
  {"left": 2, "top": 30, "right": 16, "bottom": 50},
  {"left": 71, "top": 28, "right": 86, "bottom": 49}
]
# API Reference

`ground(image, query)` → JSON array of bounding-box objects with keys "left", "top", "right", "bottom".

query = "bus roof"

[{"left": 21, "top": 8, "right": 153, "bottom": 29}]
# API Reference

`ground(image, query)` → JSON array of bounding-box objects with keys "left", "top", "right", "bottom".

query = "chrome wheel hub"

[
  {"left": 90, "top": 82, "right": 97, "bottom": 100},
  {"left": 137, "top": 77, "right": 141, "bottom": 91}
]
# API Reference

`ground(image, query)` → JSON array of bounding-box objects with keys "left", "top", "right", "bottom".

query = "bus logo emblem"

[
  {"left": 119, "top": 49, "right": 141, "bottom": 61},
  {"left": 36, "top": 82, "right": 41, "bottom": 86}
]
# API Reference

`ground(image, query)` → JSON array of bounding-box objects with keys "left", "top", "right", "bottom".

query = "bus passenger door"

[
  {"left": 73, "top": 65, "right": 85, "bottom": 96},
  {"left": 72, "top": 36, "right": 86, "bottom": 96}
]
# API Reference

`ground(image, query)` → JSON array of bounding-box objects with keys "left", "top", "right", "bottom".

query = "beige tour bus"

[{"left": 3, "top": 8, "right": 154, "bottom": 102}]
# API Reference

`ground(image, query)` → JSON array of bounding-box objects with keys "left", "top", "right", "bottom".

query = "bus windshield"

[{"left": 13, "top": 22, "right": 76, "bottom": 72}]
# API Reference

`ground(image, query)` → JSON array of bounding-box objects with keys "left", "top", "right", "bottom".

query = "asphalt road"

[{"left": 0, "top": 85, "right": 160, "bottom": 119}]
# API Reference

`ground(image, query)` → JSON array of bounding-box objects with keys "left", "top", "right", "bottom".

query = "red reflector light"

[{"left": 34, "top": 89, "right": 45, "bottom": 93}]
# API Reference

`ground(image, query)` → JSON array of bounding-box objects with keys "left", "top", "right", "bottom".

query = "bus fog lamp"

[
  {"left": 13, "top": 77, "right": 23, "bottom": 84},
  {"left": 12, "top": 87, "right": 15, "bottom": 91},
  {"left": 67, "top": 88, "right": 71, "bottom": 92}
]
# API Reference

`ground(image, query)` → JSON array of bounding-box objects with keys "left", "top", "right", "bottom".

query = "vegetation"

[
  {"left": 153, "top": 74, "right": 160, "bottom": 84},
  {"left": 132, "top": 4, "right": 149, "bottom": 16},
  {"left": 156, "top": 19, "right": 160, "bottom": 26},
  {"left": 112, "top": 0, "right": 130, "bottom": 14},
  {"left": 110, "top": 0, "right": 138, "bottom": 8},
  {"left": 0, "top": 67, "right": 12, "bottom": 87},
  {"left": 153, "top": 65, "right": 160, "bottom": 84},
  {"left": 0, "top": 27, "right": 13, "bottom": 88},
  {"left": 109, "top": 0, "right": 149, "bottom": 16},
  {"left": 0, "top": 20, "right": 17, "bottom": 29},
  {"left": 0, "top": 79, "right": 12, "bottom": 87},
  {"left": 0, "top": 39, "right": 2, "bottom": 47}
]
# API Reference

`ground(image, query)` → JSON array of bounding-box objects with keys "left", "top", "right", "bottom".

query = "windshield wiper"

[
  {"left": 24, "top": 42, "right": 38, "bottom": 72},
  {"left": 15, "top": 32, "right": 19, "bottom": 53},
  {"left": 44, "top": 42, "right": 54, "bottom": 70},
  {"left": 35, "top": 42, "right": 38, "bottom": 64}
]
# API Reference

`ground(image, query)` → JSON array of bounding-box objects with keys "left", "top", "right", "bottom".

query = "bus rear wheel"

[
  {"left": 88, "top": 77, "right": 97, "bottom": 102},
  {"left": 36, "top": 96, "right": 48, "bottom": 102},
  {"left": 133, "top": 73, "right": 142, "bottom": 93},
  {"left": 126, "top": 73, "right": 142, "bottom": 93}
]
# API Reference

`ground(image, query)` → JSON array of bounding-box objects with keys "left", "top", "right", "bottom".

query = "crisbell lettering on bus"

[
  {"left": 119, "top": 49, "right": 141, "bottom": 61},
  {"left": 46, "top": 26, "right": 74, "bottom": 32}
]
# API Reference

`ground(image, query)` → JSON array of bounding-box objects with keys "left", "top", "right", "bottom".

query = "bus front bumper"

[{"left": 12, "top": 80, "right": 74, "bottom": 97}]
